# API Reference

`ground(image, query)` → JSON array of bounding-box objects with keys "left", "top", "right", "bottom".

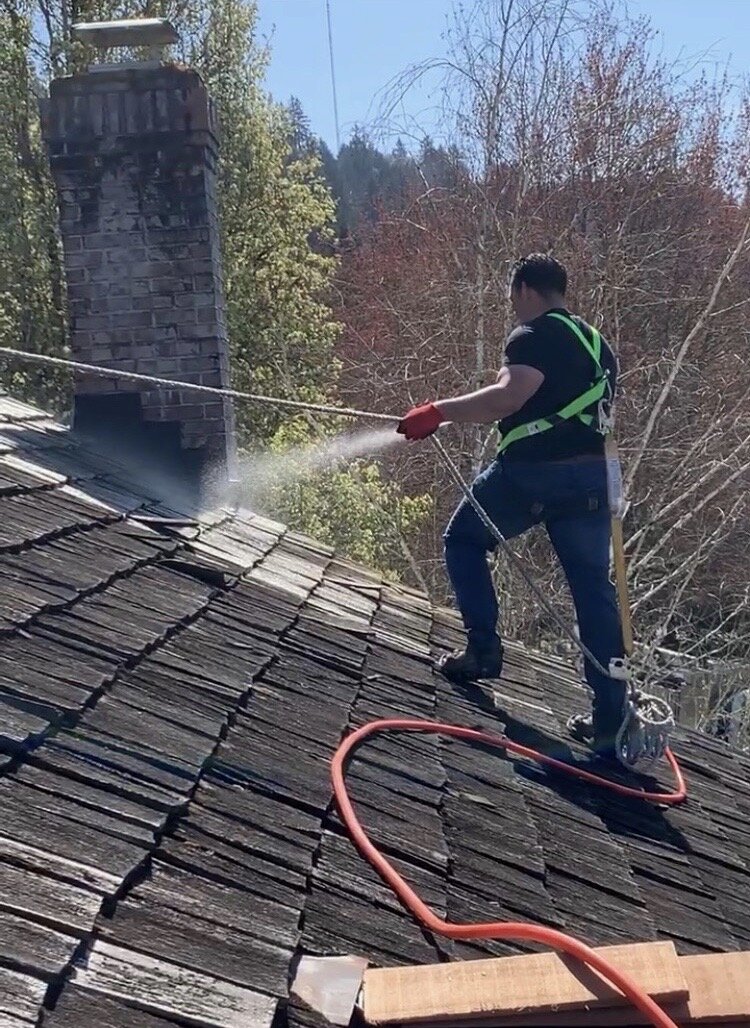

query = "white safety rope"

[
  {"left": 0, "top": 346, "right": 396, "bottom": 424},
  {"left": 602, "top": 413, "right": 674, "bottom": 767},
  {"left": 0, "top": 345, "right": 673, "bottom": 767},
  {"left": 616, "top": 689, "right": 675, "bottom": 767}
]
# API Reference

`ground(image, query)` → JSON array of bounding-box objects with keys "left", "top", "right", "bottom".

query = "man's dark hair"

[{"left": 510, "top": 253, "right": 567, "bottom": 297}]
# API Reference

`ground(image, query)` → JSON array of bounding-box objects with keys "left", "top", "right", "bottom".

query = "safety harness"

[
  {"left": 497, "top": 312, "right": 611, "bottom": 454},
  {"left": 493, "top": 313, "right": 676, "bottom": 768}
]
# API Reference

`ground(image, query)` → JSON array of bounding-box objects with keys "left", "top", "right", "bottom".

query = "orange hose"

[{"left": 331, "top": 718, "right": 687, "bottom": 1028}]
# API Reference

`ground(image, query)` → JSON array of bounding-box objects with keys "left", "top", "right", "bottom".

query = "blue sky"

[{"left": 256, "top": 0, "right": 748, "bottom": 150}]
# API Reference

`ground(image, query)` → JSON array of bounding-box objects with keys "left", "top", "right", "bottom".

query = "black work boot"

[
  {"left": 437, "top": 635, "right": 503, "bottom": 684},
  {"left": 593, "top": 682, "right": 628, "bottom": 762},
  {"left": 567, "top": 712, "right": 619, "bottom": 763},
  {"left": 567, "top": 675, "right": 627, "bottom": 763},
  {"left": 567, "top": 712, "right": 595, "bottom": 746}
]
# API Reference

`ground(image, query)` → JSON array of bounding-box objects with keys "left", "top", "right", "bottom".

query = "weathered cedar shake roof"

[{"left": 1, "top": 390, "right": 750, "bottom": 1028}]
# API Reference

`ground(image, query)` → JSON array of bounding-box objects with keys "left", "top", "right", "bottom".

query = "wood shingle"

[{"left": 0, "top": 390, "right": 749, "bottom": 1028}]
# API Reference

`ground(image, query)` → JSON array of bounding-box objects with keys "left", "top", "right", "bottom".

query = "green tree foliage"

[
  {"left": 0, "top": 0, "right": 429, "bottom": 581},
  {"left": 332, "top": 130, "right": 393, "bottom": 232},
  {"left": 186, "top": 0, "right": 341, "bottom": 446},
  {"left": 187, "top": 4, "right": 430, "bottom": 579},
  {"left": 0, "top": 11, "right": 69, "bottom": 411},
  {"left": 286, "top": 95, "right": 317, "bottom": 159},
  {"left": 318, "top": 131, "right": 467, "bottom": 235},
  {"left": 277, "top": 461, "right": 431, "bottom": 578}
]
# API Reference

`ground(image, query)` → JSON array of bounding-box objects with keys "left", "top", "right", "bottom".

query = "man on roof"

[{"left": 398, "top": 253, "right": 624, "bottom": 761}]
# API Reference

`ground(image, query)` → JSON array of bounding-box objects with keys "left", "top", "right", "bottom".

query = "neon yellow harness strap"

[
  {"left": 497, "top": 313, "right": 608, "bottom": 455},
  {"left": 497, "top": 378, "right": 607, "bottom": 452},
  {"left": 547, "top": 312, "right": 602, "bottom": 365}
]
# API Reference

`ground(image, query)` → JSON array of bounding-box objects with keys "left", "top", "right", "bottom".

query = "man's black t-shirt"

[{"left": 499, "top": 308, "right": 617, "bottom": 462}]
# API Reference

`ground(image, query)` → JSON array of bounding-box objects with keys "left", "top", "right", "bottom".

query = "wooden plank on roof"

[
  {"left": 99, "top": 893, "right": 292, "bottom": 997},
  {"left": 362, "top": 941, "right": 686, "bottom": 1025},
  {"left": 188, "top": 797, "right": 315, "bottom": 874},
  {"left": 33, "top": 739, "right": 186, "bottom": 813},
  {"left": 679, "top": 951, "right": 750, "bottom": 1023},
  {"left": 302, "top": 883, "right": 440, "bottom": 970},
  {"left": 13, "top": 764, "right": 168, "bottom": 834},
  {"left": 0, "top": 778, "right": 149, "bottom": 882},
  {"left": 521, "top": 950, "right": 750, "bottom": 1027},
  {"left": 48, "top": 727, "right": 197, "bottom": 795},
  {"left": 134, "top": 858, "right": 301, "bottom": 949},
  {"left": 1, "top": 775, "right": 155, "bottom": 849},
  {"left": 74, "top": 939, "right": 278, "bottom": 1028},
  {"left": 0, "top": 659, "right": 92, "bottom": 717},
  {"left": 0, "top": 696, "right": 50, "bottom": 752},
  {"left": 0, "top": 835, "right": 121, "bottom": 896},
  {"left": 44, "top": 984, "right": 181, "bottom": 1027},
  {"left": 157, "top": 822, "right": 306, "bottom": 910}
]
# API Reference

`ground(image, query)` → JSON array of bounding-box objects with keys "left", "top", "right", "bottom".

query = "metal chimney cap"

[{"left": 72, "top": 18, "right": 178, "bottom": 49}]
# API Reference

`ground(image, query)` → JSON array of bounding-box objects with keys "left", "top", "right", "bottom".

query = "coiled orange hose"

[{"left": 331, "top": 718, "right": 687, "bottom": 1028}]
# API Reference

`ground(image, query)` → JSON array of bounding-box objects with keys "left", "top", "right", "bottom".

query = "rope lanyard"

[
  {"left": 430, "top": 434, "right": 611, "bottom": 678},
  {"left": 0, "top": 342, "right": 619, "bottom": 679},
  {"left": 0, "top": 346, "right": 396, "bottom": 424},
  {"left": 0, "top": 348, "right": 684, "bottom": 1026}
]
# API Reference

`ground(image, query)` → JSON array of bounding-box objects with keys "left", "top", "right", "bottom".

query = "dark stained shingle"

[{"left": 1, "top": 391, "right": 750, "bottom": 1028}]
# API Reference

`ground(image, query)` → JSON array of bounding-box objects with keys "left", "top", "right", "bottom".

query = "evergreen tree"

[
  {"left": 187, "top": 0, "right": 340, "bottom": 444},
  {"left": 418, "top": 136, "right": 464, "bottom": 189},
  {"left": 317, "top": 139, "right": 346, "bottom": 233},
  {"left": 286, "top": 95, "right": 316, "bottom": 159},
  {"left": 334, "top": 129, "right": 390, "bottom": 230},
  {"left": 317, "top": 129, "right": 467, "bottom": 234}
]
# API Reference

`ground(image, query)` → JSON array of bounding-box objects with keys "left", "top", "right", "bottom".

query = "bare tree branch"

[{"left": 624, "top": 214, "right": 750, "bottom": 493}]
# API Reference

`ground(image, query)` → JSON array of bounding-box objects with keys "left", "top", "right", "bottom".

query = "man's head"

[{"left": 509, "top": 253, "right": 567, "bottom": 323}]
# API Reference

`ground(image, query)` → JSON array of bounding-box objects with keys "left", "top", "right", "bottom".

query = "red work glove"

[{"left": 397, "top": 402, "right": 444, "bottom": 441}]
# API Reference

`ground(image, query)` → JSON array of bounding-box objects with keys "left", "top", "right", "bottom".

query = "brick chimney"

[{"left": 40, "top": 19, "right": 237, "bottom": 495}]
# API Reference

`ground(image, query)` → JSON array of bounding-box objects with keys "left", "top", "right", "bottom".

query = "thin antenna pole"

[{"left": 325, "top": 0, "right": 341, "bottom": 152}]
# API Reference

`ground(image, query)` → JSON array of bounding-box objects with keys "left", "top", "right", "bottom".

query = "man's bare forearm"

[
  {"left": 435, "top": 365, "right": 544, "bottom": 425},
  {"left": 437, "top": 383, "right": 517, "bottom": 424}
]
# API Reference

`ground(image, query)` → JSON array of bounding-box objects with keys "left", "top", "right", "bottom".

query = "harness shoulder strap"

[
  {"left": 497, "top": 311, "right": 610, "bottom": 456},
  {"left": 547, "top": 312, "right": 602, "bottom": 367}
]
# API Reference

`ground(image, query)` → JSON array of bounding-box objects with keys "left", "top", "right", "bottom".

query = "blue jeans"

[{"left": 443, "top": 457, "right": 625, "bottom": 736}]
